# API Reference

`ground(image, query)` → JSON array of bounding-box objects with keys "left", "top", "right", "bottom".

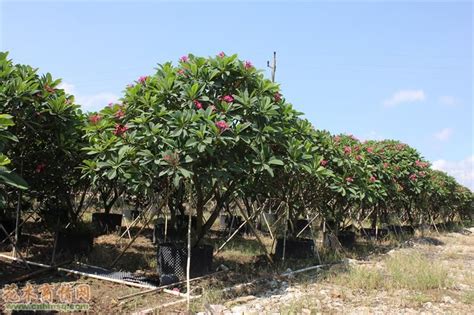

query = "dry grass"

[
  {"left": 332, "top": 266, "right": 384, "bottom": 290},
  {"left": 329, "top": 251, "right": 450, "bottom": 292},
  {"left": 386, "top": 252, "right": 450, "bottom": 290},
  {"left": 461, "top": 290, "right": 474, "bottom": 305}
]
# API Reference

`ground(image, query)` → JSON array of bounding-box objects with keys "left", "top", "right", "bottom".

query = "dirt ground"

[{"left": 218, "top": 227, "right": 474, "bottom": 314}]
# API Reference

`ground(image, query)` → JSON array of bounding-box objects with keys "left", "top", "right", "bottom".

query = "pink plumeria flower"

[
  {"left": 244, "top": 61, "right": 253, "bottom": 69},
  {"left": 180, "top": 55, "right": 189, "bottom": 63},
  {"left": 366, "top": 147, "right": 374, "bottom": 153},
  {"left": 138, "top": 76, "right": 148, "bottom": 84},
  {"left": 320, "top": 160, "right": 328, "bottom": 167},
  {"left": 274, "top": 92, "right": 282, "bottom": 102},
  {"left": 369, "top": 176, "right": 376, "bottom": 183},
  {"left": 344, "top": 146, "right": 352, "bottom": 155},
  {"left": 215, "top": 120, "right": 229, "bottom": 132},
  {"left": 346, "top": 177, "right": 354, "bottom": 183},
  {"left": 218, "top": 51, "right": 225, "bottom": 58},
  {"left": 222, "top": 95, "right": 234, "bottom": 103},
  {"left": 193, "top": 100, "right": 203, "bottom": 110}
]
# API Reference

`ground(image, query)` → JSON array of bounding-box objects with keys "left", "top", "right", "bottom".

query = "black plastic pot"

[
  {"left": 92, "top": 213, "right": 123, "bottom": 235},
  {"left": 157, "top": 243, "right": 213, "bottom": 280},
  {"left": 338, "top": 231, "right": 356, "bottom": 248},
  {"left": 293, "top": 219, "right": 311, "bottom": 235},
  {"left": 0, "top": 218, "right": 22, "bottom": 243},
  {"left": 359, "top": 228, "right": 388, "bottom": 239},
  {"left": 153, "top": 223, "right": 187, "bottom": 244},
  {"left": 56, "top": 230, "right": 93, "bottom": 254},
  {"left": 274, "top": 238, "right": 314, "bottom": 259},
  {"left": 259, "top": 212, "right": 276, "bottom": 232}
]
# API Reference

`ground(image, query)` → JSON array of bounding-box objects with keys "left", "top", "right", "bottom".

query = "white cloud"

[
  {"left": 438, "top": 95, "right": 459, "bottom": 107},
  {"left": 432, "top": 155, "right": 474, "bottom": 191},
  {"left": 58, "top": 82, "right": 119, "bottom": 112},
  {"left": 434, "top": 128, "right": 453, "bottom": 141},
  {"left": 383, "top": 89, "right": 426, "bottom": 107}
]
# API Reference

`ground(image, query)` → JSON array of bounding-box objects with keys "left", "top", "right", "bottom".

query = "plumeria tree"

[
  {"left": 0, "top": 114, "right": 28, "bottom": 214},
  {"left": 83, "top": 53, "right": 319, "bottom": 242},
  {"left": 0, "top": 52, "right": 87, "bottom": 228}
]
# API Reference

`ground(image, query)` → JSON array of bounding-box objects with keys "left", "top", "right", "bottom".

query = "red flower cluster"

[
  {"left": 113, "top": 124, "right": 128, "bottom": 136},
  {"left": 218, "top": 51, "right": 225, "bottom": 58},
  {"left": 355, "top": 154, "right": 362, "bottom": 161},
  {"left": 138, "top": 76, "right": 148, "bottom": 84},
  {"left": 222, "top": 95, "right": 234, "bottom": 103},
  {"left": 346, "top": 177, "right": 354, "bottom": 183},
  {"left": 274, "top": 92, "right": 282, "bottom": 102},
  {"left": 115, "top": 109, "right": 125, "bottom": 119},
  {"left": 415, "top": 160, "right": 429, "bottom": 168},
  {"left": 89, "top": 114, "right": 102, "bottom": 124},
  {"left": 344, "top": 146, "right": 352, "bottom": 155},
  {"left": 366, "top": 147, "right": 374, "bottom": 153},
  {"left": 244, "top": 61, "right": 253, "bottom": 69},
  {"left": 320, "top": 160, "right": 328, "bottom": 167},
  {"left": 180, "top": 55, "right": 189, "bottom": 63},
  {"left": 369, "top": 176, "right": 376, "bottom": 183},
  {"left": 409, "top": 173, "right": 418, "bottom": 181},
  {"left": 193, "top": 100, "right": 203, "bottom": 110},
  {"left": 215, "top": 120, "right": 229, "bottom": 132}
]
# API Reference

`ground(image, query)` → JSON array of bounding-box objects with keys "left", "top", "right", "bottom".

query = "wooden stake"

[
  {"left": 0, "top": 224, "right": 30, "bottom": 270},
  {"left": 186, "top": 209, "right": 192, "bottom": 311},
  {"left": 236, "top": 201, "right": 273, "bottom": 264},
  {"left": 215, "top": 209, "right": 262, "bottom": 254}
]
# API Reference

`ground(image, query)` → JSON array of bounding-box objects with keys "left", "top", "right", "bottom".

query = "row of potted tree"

[{"left": 0, "top": 51, "right": 472, "bottom": 256}]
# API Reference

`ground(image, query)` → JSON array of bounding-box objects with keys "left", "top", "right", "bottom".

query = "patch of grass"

[
  {"left": 385, "top": 252, "right": 450, "bottom": 290},
  {"left": 331, "top": 266, "right": 384, "bottom": 290},
  {"left": 461, "top": 290, "right": 474, "bottom": 305},
  {"left": 190, "top": 284, "right": 225, "bottom": 312},
  {"left": 408, "top": 292, "right": 433, "bottom": 305}
]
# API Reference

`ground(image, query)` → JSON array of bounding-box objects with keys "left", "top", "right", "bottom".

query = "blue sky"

[{"left": 1, "top": 0, "right": 472, "bottom": 189}]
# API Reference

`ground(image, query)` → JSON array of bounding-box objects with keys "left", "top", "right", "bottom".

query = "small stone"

[{"left": 442, "top": 296, "right": 455, "bottom": 304}]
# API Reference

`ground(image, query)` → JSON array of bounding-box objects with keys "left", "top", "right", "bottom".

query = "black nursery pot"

[
  {"left": 294, "top": 219, "right": 311, "bottom": 235},
  {"left": 0, "top": 218, "right": 22, "bottom": 243},
  {"left": 92, "top": 213, "right": 123, "bottom": 235},
  {"left": 56, "top": 230, "right": 93, "bottom": 254},
  {"left": 274, "top": 238, "right": 315, "bottom": 259},
  {"left": 337, "top": 231, "right": 356, "bottom": 248},
  {"left": 153, "top": 223, "right": 187, "bottom": 244},
  {"left": 157, "top": 243, "right": 213, "bottom": 280}
]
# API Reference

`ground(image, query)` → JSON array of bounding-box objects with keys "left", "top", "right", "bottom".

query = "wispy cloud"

[
  {"left": 434, "top": 127, "right": 453, "bottom": 141},
  {"left": 432, "top": 155, "right": 474, "bottom": 191},
  {"left": 58, "top": 82, "right": 119, "bottom": 112},
  {"left": 438, "top": 95, "right": 460, "bottom": 107},
  {"left": 383, "top": 89, "right": 426, "bottom": 107}
]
